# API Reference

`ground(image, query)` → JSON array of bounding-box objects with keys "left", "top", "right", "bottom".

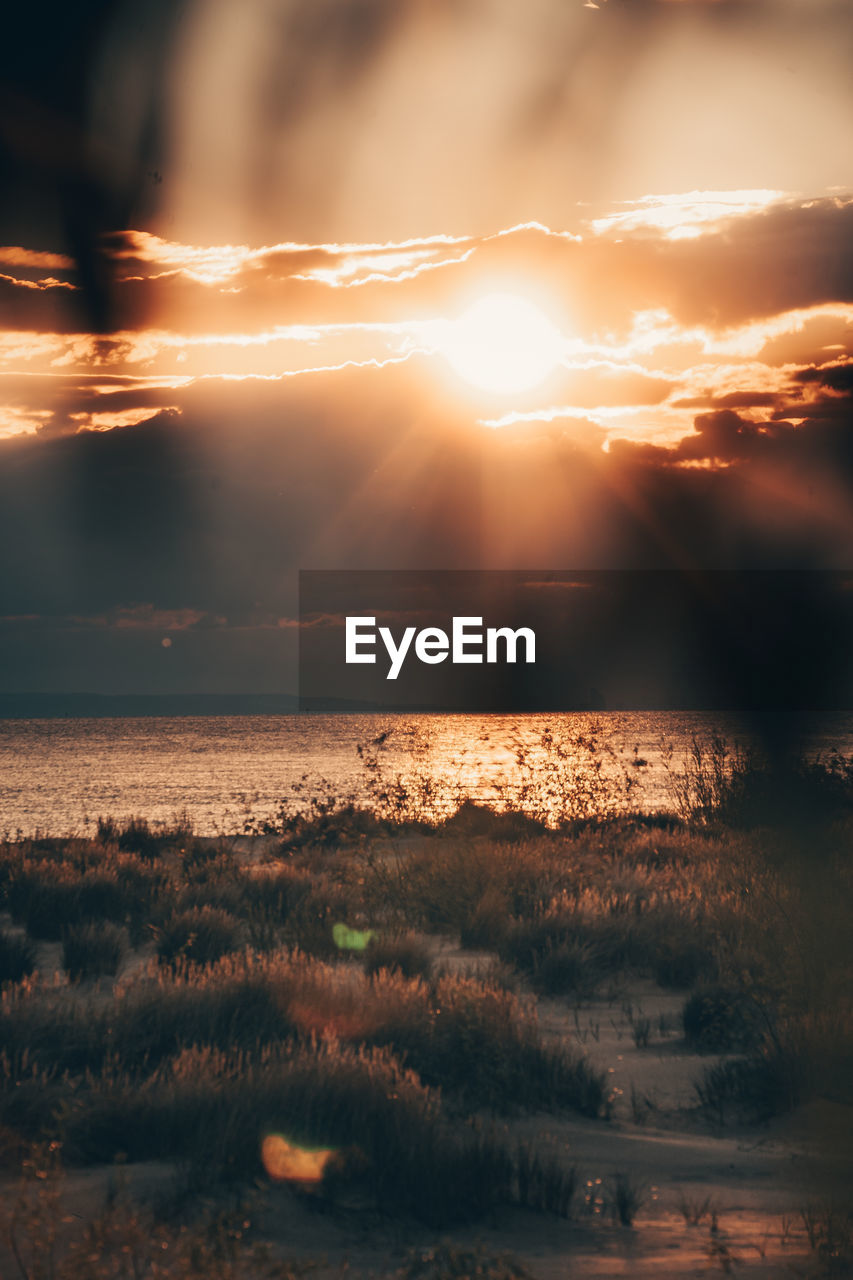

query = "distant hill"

[{"left": 0, "top": 693, "right": 300, "bottom": 719}]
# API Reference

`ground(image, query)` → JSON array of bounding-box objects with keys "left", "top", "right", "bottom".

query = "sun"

[{"left": 441, "top": 292, "right": 565, "bottom": 395}]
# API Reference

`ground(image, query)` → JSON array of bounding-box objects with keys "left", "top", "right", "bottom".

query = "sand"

[{"left": 1, "top": 920, "right": 844, "bottom": 1277}]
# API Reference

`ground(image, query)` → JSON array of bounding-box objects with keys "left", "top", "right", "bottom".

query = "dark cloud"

[
  {"left": 0, "top": 407, "right": 195, "bottom": 616},
  {"left": 1, "top": 348, "right": 845, "bottom": 701},
  {"left": 0, "top": 355, "right": 850, "bottom": 695},
  {"left": 0, "top": 272, "right": 78, "bottom": 330},
  {"left": 4, "top": 0, "right": 852, "bottom": 321},
  {"left": 679, "top": 409, "right": 788, "bottom": 461},
  {"left": 133, "top": 196, "right": 853, "bottom": 335},
  {"left": 794, "top": 362, "right": 853, "bottom": 393},
  {"left": 0, "top": 372, "right": 183, "bottom": 436},
  {"left": 759, "top": 313, "right": 853, "bottom": 367},
  {"left": 0, "top": 357, "right": 674, "bottom": 440},
  {"left": 612, "top": 375, "right": 853, "bottom": 471},
  {"left": 2, "top": 198, "right": 851, "bottom": 344},
  {"left": 674, "top": 391, "right": 781, "bottom": 410},
  {"left": 571, "top": 199, "right": 853, "bottom": 332},
  {"left": 0, "top": 0, "right": 190, "bottom": 328}
]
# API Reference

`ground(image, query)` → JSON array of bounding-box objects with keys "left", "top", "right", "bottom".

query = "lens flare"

[
  {"left": 261, "top": 1134, "right": 336, "bottom": 1184},
  {"left": 332, "top": 921, "right": 374, "bottom": 951}
]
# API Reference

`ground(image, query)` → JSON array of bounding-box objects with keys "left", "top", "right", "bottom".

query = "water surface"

[{"left": 1, "top": 711, "right": 850, "bottom": 836}]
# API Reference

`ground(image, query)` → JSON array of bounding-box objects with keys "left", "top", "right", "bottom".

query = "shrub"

[
  {"left": 682, "top": 985, "right": 762, "bottom": 1052},
  {"left": 441, "top": 802, "right": 545, "bottom": 842},
  {"left": 652, "top": 928, "right": 716, "bottom": 989},
  {"left": 397, "top": 1243, "right": 536, "bottom": 1279},
  {"left": 677, "top": 1190, "right": 714, "bottom": 1225},
  {"left": 533, "top": 937, "right": 600, "bottom": 998},
  {"left": 364, "top": 933, "right": 433, "bottom": 980},
  {"left": 168, "top": 881, "right": 248, "bottom": 921},
  {"left": 7, "top": 859, "right": 163, "bottom": 941},
  {"left": 262, "top": 802, "right": 388, "bottom": 848},
  {"left": 0, "top": 948, "right": 605, "bottom": 1122},
  {"left": 10, "top": 875, "right": 84, "bottom": 941},
  {"left": 800, "top": 1201, "right": 853, "bottom": 1272},
  {"left": 609, "top": 1172, "right": 645, "bottom": 1226},
  {"left": 238, "top": 865, "right": 314, "bottom": 933},
  {"left": 98, "top": 815, "right": 164, "bottom": 858},
  {"left": 0, "top": 930, "right": 36, "bottom": 985},
  {"left": 459, "top": 884, "right": 511, "bottom": 950},
  {"left": 62, "top": 922, "right": 128, "bottom": 982},
  {"left": 381, "top": 839, "right": 556, "bottom": 937},
  {"left": 501, "top": 919, "right": 601, "bottom": 997},
  {"left": 0, "top": 1145, "right": 306, "bottom": 1279},
  {"left": 377, "top": 972, "right": 606, "bottom": 1116},
  {"left": 59, "top": 1041, "right": 518, "bottom": 1226},
  {"left": 74, "top": 874, "right": 129, "bottom": 922},
  {"left": 695, "top": 1046, "right": 807, "bottom": 1123},
  {"left": 279, "top": 878, "right": 369, "bottom": 959},
  {"left": 695, "top": 1007, "right": 853, "bottom": 1125},
  {"left": 515, "top": 1143, "right": 577, "bottom": 1216},
  {"left": 178, "top": 839, "right": 235, "bottom": 875},
  {"left": 630, "top": 1015, "right": 651, "bottom": 1049},
  {"left": 156, "top": 907, "right": 244, "bottom": 969},
  {"left": 664, "top": 736, "right": 853, "bottom": 827}
]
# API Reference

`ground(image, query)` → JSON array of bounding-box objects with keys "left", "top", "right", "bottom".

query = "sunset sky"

[{"left": 1, "top": 0, "right": 852, "bottom": 699}]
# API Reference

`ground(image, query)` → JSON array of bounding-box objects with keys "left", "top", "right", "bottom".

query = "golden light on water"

[{"left": 261, "top": 1134, "right": 336, "bottom": 1184}]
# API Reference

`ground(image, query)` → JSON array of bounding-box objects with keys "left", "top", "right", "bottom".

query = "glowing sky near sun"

[
  {"left": 1, "top": 193, "right": 851, "bottom": 450},
  {"left": 1, "top": 0, "right": 851, "bottom": 696}
]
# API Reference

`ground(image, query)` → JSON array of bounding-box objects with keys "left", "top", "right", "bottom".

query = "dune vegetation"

[{"left": 0, "top": 737, "right": 851, "bottom": 1275}]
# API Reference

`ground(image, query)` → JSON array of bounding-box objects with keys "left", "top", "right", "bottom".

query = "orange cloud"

[
  {"left": 69, "top": 605, "right": 227, "bottom": 630},
  {"left": 591, "top": 189, "right": 787, "bottom": 240},
  {"left": 0, "top": 248, "right": 74, "bottom": 271},
  {"left": 0, "top": 272, "right": 75, "bottom": 293}
]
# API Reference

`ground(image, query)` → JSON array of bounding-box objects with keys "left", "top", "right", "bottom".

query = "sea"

[{"left": 1, "top": 711, "right": 852, "bottom": 838}]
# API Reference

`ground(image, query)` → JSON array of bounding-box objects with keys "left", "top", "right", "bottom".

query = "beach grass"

[{"left": 0, "top": 743, "right": 850, "bottom": 1259}]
